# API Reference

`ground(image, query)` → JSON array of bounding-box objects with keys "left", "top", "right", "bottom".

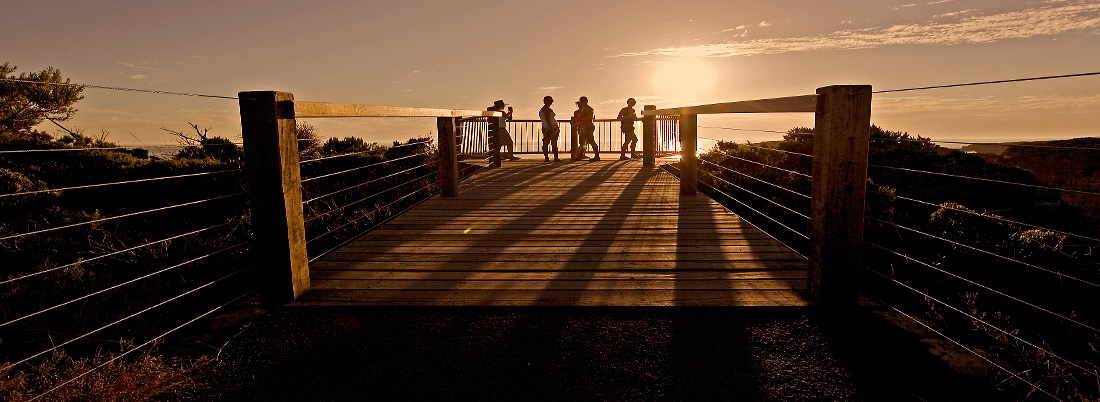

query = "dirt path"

[{"left": 191, "top": 306, "right": 1006, "bottom": 402}]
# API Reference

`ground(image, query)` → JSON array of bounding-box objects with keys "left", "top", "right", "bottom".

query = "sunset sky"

[{"left": 3, "top": 0, "right": 1098, "bottom": 147}]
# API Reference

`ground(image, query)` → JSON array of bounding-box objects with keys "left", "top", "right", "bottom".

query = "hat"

[{"left": 493, "top": 100, "right": 506, "bottom": 108}]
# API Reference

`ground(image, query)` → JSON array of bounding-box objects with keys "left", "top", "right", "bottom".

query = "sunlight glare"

[{"left": 653, "top": 57, "right": 718, "bottom": 98}]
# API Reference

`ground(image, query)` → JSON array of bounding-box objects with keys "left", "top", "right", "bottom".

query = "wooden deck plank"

[{"left": 295, "top": 160, "right": 810, "bottom": 307}]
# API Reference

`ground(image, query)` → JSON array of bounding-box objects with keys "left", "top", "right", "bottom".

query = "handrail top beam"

[
  {"left": 293, "top": 101, "right": 502, "bottom": 118},
  {"left": 645, "top": 94, "right": 818, "bottom": 116}
]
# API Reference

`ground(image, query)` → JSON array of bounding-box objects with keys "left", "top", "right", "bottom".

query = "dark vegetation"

[
  {"left": 695, "top": 126, "right": 1100, "bottom": 401},
  {"left": 1, "top": 62, "right": 442, "bottom": 401}
]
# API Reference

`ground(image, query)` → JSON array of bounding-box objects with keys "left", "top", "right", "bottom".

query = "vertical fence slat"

[
  {"left": 239, "top": 91, "right": 309, "bottom": 303},
  {"left": 809, "top": 84, "right": 872, "bottom": 302},
  {"left": 643, "top": 105, "right": 656, "bottom": 167}
]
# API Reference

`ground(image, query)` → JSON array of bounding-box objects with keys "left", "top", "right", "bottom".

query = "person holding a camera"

[{"left": 488, "top": 100, "right": 518, "bottom": 160}]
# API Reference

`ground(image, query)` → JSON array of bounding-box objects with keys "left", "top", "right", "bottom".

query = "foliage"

[
  {"left": 0, "top": 344, "right": 210, "bottom": 402},
  {"left": 0, "top": 63, "right": 84, "bottom": 136},
  {"left": 698, "top": 125, "right": 1100, "bottom": 401},
  {"left": 162, "top": 123, "right": 240, "bottom": 164},
  {"left": 1, "top": 125, "right": 441, "bottom": 399}
]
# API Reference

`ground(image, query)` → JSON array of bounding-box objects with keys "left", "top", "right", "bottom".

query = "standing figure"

[
  {"left": 618, "top": 98, "right": 639, "bottom": 160},
  {"left": 539, "top": 96, "right": 560, "bottom": 162},
  {"left": 488, "top": 100, "right": 518, "bottom": 160},
  {"left": 572, "top": 96, "right": 599, "bottom": 161}
]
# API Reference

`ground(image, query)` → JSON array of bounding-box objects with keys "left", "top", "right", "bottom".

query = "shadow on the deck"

[{"left": 297, "top": 160, "right": 809, "bottom": 306}]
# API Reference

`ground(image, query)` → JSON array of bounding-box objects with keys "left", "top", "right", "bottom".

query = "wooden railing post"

[
  {"left": 570, "top": 125, "right": 581, "bottom": 161},
  {"left": 488, "top": 115, "right": 502, "bottom": 167},
  {"left": 642, "top": 105, "right": 656, "bottom": 167},
  {"left": 238, "top": 91, "right": 309, "bottom": 303},
  {"left": 437, "top": 117, "right": 459, "bottom": 197},
  {"left": 679, "top": 113, "right": 698, "bottom": 195},
  {"left": 809, "top": 85, "right": 872, "bottom": 303}
]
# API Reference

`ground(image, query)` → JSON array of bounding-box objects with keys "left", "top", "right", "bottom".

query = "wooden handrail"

[
  {"left": 645, "top": 94, "right": 817, "bottom": 116},
  {"left": 294, "top": 101, "right": 502, "bottom": 118}
]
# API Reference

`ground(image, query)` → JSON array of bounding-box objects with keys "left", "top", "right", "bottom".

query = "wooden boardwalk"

[{"left": 294, "top": 160, "right": 810, "bottom": 306}]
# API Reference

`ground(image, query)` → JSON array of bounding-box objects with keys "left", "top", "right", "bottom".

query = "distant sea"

[{"left": 137, "top": 145, "right": 185, "bottom": 158}]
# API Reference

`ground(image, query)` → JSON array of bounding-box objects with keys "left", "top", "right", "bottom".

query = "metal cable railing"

[
  {"left": 8, "top": 263, "right": 259, "bottom": 369},
  {"left": 0, "top": 192, "right": 246, "bottom": 242},
  {"left": 0, "top": 168, "right": 241, "bottom": 198},
  {"left": 24, "top": 284, "right": 263, "bottom": 402},
  {"left": 0, "top": 240, "right": 253, "bottom": 328}
]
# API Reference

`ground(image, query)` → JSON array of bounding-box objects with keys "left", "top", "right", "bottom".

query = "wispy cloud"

[
  {"left": 894, "top": 0, "right": 953, "bottom": 10},
  {"left": 618, "top": 2, "right": 1100, "bottom": 57},
  {"left": 758, "top": 21, "right": 772, "bottom": 27},
  {"left": 120, "top": 62, "right": 165, "bottom": 72},
  {"left": 130, "top": 75, "right": 146, "bottom": 80},
  {"left": 533, "top": 86, "right": 563, "bottom": 93}
]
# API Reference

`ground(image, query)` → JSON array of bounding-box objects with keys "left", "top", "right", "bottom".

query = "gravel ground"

[{"left": 189, "top": 306, "right": 1007, "bottom": 402}]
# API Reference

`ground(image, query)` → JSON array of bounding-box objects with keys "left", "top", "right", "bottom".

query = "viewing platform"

[{"left": 294, "top": 159, "right": 810, "bottom": 306}]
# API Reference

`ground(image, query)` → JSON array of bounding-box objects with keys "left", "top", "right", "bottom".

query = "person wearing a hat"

[
  {"left": 572, "top": 96, "right": 599, "bottom": 161},
  {"left": 487, "top": 100, "right": 518, "bottom": 160}
]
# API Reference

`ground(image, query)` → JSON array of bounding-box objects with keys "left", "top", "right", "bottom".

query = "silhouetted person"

[
  {"left": 572, "top": 96, "right": 599, "bottom": 161},
  {"left": 539, "top": 95, "right": 560, "bottom": 162},
  {"left": 488, "top": 100, "right": 518, "bottom": 160},
  {"left": 618, "top": 98, "right": 639, "bottom": 160}
]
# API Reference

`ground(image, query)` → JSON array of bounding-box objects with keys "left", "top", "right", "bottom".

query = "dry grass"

[{"left": 1, "top": 343, "right": 210, "bottom": 402}]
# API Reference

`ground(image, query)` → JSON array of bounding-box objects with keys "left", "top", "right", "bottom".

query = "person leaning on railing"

[
  {"left": 539, "top": 95, "right": 561, "bottom": 162},
  {"left": 572, "top": 96, "right": 599, "bottom": 161}
]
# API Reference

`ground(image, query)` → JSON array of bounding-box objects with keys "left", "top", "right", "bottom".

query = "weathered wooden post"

[
  {"left": 809, "top": 85, "right": 872, "bottom": 303},
  {"left": 488, "top": 114, "right": 502, "bottom": 168},
  {"left": 642, "top": 105, "right": 656, "bottom": 167},
  {"left": 436, "top": 117, "right": 459, "bottom": 197},
  {"left": 679, "top": 113, "right": 698, "bottom": 195},
  {"left": 239, "top": 91, "right": 309, "bottom": 303}
]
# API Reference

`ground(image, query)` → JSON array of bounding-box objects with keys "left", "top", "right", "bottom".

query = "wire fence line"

[
  {"left": 860, "top": 292, "right": 1067, "bottom": 402},
  {"left": 699, "top": 159, "right": 811, "bottom": 200},
  {"left": 0, "top": 168, "right": 242, "bottom": 198},
  {"left": 699, "top": 137, "right": 814, "bottom": 159},
  {"left": 304, "top": 170, "right": 438, "bottom": 225},
  {"left": 864, "top": 239, "right": 1099, "bottom": 334},
  {"left": 869, "top": 163, "right": 1100, "bottom": 197},
  {"left": 307, "top": 185, "right": 437, "bottom": 264},
  {"left": 872, "top": 137, "right": 1100, "bottom": 152},
  {"left": 25, "top": 284, "right": 263, "bottom": 402},
  {"left": 0, "top": 192, "right": 246, "bottom": 242},
  {"left": 300, "top": 152, "right": 429, "bottom": 183},
  {"left": 8, "top": 263, "right": 259, "bottom": 370},
  {"left": 306, "top": 182, "right": 436, "bottom": 248},
  {"left": 872, "top": 71, "right": 1100, "bottom": 94},
  {"left": 0, "top": 221, "right": 237, "bottom": 286},
  {"left": 707, "top": 148, "right": 813, "bottom": 179},
  {"left": 868, "top": 190, "right": 1100, "bottom": 244},
  {"left": 698, "top": 167, "right": 810, "bottom": 221},
  {"left": 862, "top": 267, "right": 1096, "bottom": 377},
  {"left": 694, "top": 169, "right": 810, "bottom": 242},
  {"left": 303, "top": 162, "right": 433, "bottom": 205},
  {"left": 0, "top": 240, "right": 252, "bottom": 329},
  {"left": 0, "top": 77, "right": 240, "bottom": 100},
  {"left": 865, "top": 216, "right": 1100, "bottom": 291}
]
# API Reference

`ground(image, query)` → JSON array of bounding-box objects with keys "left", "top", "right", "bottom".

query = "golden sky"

[{"left": 3, "top": 0, "right": 1098, "bottom": 146}]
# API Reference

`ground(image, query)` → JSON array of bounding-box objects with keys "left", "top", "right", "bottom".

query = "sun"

[{"left": 653, "top": 57, "right": 718, "bottom": 98}]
